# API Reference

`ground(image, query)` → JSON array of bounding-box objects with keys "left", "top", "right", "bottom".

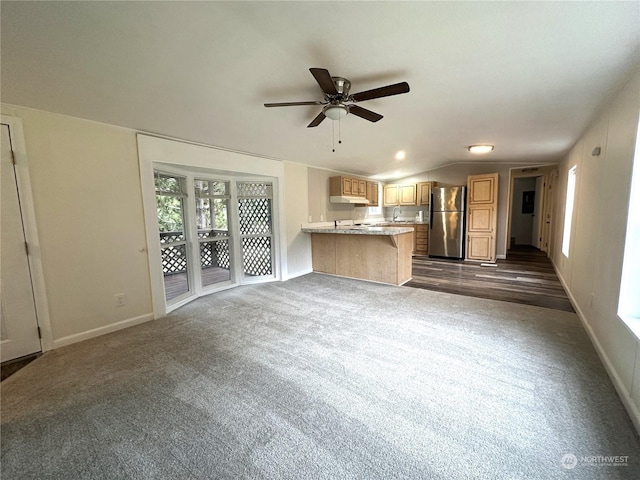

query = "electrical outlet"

[
  {"left": 308, "top": 215, "right": 312, "bottom": 222},
  {"left": 115, "top": 293, "right": 126, "bottom": 307},
  {"left": 320, "top": 214, "right": 324, "bottom": 221}
]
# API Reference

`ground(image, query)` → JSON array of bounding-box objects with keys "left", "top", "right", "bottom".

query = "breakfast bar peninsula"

[{"left": 301, "top": 224, "right": 414, "bottom": 286}]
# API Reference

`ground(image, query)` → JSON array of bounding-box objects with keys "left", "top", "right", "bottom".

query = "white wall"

[
  {"left": 550, "top": 64, "right": 640, "bottom": 431},
  {"left": 1, "top": 105, "right": 153, "bottom": 347}
]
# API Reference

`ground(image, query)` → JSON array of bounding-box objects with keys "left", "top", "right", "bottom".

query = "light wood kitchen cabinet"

[
  {"left": 329, "top": 176, "right": 366, "bottom": 198},
  {"left": 383, "top": 184, "right": 417, "bottom": 206},
  {"left": 466, "top": 173, "right": 498, "bottom": 262},
  {"left": 417, "top": 182, "right": 432, "bottom": 206},
  {"left": 415, "top": 224, "right": 428, "bottom": 255},
  {"left": 366, "top": 181, "right": 379, "bottom": 206},
  {"left": 383, "top": 185, "right": 399, "bottom": 206}
]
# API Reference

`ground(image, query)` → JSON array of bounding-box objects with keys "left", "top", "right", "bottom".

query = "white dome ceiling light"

[{"left": 468, "top": 145, "right": 495, "bottom": 154}]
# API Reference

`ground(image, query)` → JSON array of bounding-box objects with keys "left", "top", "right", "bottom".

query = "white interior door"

[{"left": 1, "top": 124, "right": 41, "bottom": 362}]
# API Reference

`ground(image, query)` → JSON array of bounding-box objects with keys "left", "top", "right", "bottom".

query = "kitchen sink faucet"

[{"left": 393, "top": 206, "right": 402, "bottom": 222}]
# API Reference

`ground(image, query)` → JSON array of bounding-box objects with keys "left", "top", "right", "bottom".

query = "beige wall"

[
  {"left": 307, "top": 167, "right": 369, "bottom": 223},
  {"left": 1, "top": 105, "right": 153, "bottom": 344},
  {"left": 550, "top": 64, "right": 640, "bottom": 430},
  {"left": 284, "top": 162, "right": 312, "bottom": 278},
  {"left": 395, "top": 163, "right": 515, "bottom": 257},
  {"left": 1, "top": 105, "right": 316, "bottom": 347}
]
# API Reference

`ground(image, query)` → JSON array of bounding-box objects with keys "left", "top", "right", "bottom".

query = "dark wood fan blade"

[
  {"left": 307, "top": 111, "right": 326, "bottom": 128},
  {"left": 310, "top": 68, "right": 338, "bottom": 95},
  {"left": 349, "top": 105, "right": 383, "bottom": 122},
  {"left": 350, "top": 82, "right": 410, "bottom": 102},
  {"left": 264, "top": 101, "right": 325, "bottom": 107}
]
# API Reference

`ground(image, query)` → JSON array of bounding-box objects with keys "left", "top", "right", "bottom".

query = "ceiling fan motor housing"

[{"left": 330, "top": 77, "right": 351, "bottom": 100}]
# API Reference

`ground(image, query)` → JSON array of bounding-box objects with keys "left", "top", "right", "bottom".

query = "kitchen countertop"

[{"left": 301, "top": 225, "right": 415, "bottom": 236}]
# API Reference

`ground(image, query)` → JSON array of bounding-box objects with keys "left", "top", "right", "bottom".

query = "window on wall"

[
  {"left": 561, "top": 166, "right": 577, "bottom": 257},
  {"left": 618, "top": 116, "right": 640, "bottom": 329}
]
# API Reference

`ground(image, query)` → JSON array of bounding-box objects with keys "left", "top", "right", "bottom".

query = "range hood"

[{"left": 329, "top": 195, "right": 370, "bottom": 204}]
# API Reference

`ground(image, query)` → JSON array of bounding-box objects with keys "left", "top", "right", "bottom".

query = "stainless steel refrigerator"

[{"left": 429, "top": 186, "right": 466, "bottom": 259}]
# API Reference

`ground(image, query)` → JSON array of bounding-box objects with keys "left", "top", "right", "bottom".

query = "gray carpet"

[{"left": 2, "top": 273, "right": 639, "bottom": 479}]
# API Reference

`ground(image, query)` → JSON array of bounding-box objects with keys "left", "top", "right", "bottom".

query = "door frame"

[
  {"left": 505, "top": 165, "right": 558, "bottom": 255},
  {"left": 1, "top": 115, "right": 53, "bottom": 352}
]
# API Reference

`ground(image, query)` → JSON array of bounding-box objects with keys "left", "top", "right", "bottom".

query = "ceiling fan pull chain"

[
  {"left": 339, "top": 116, "right": 342, "bottom": 145},
  {"left": 332, "top": 120, "right": 335, "bottom": 153}
]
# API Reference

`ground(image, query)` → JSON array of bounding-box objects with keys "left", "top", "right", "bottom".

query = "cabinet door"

[
  {"left": 418, "top": 182, "right": 431, "bottom": 206},
  {"left": 468, "top": 174, "right": 497, "bottom": 205},
  {"left": 342, "top": 177, "right": 354, "bottom": 196},
  {"left": 467, "top": 205, "right": 494, "bottom": 232},
  {"left": 383, "top": 185, "right": 399, "bottom": 206},
  {"left": 358, "top": 180, "right": 366, "bottom": 197},
  {"left": 399, "top": 184, "right": 417, "bottom": 206},
  {"left": 467, "top": 234, "right": 494, "bottom": 261},
  {"left": 366, "top": 181, "right": 379, "bottom": 206}
]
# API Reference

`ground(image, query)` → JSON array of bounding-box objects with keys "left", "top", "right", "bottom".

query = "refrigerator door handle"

[{"left": 429, "top": 193, "right": 434, "bottom": 229}]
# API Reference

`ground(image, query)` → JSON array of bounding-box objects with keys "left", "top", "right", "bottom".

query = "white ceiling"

[{"left": 1, "top": 1, "right": 639, "bottom": 180}]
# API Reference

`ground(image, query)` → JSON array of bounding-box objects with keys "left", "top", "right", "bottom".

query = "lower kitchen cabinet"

[{"left": 415, "top": 224, "right": 428, "bottom": 255}]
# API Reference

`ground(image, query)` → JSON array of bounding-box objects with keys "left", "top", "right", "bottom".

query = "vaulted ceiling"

[{"left": 1, "top": 1, "right": 638, "bottom": 179}]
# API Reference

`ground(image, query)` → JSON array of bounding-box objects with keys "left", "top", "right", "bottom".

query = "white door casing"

[
  {"left": 531, "top": 176, "right": 545, "bottom": 249},
  {"left": 1, "top": 123, "right": 41, "bottom": 362}
]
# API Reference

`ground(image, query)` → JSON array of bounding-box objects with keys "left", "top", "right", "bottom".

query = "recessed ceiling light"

[
  {"left": 395, "top": 150, "right": 406, "bottom": 160},
  {"left": 468, "top": 145, "right": 494, "bottom": 154}
]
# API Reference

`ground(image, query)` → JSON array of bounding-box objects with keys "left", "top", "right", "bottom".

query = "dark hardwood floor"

[{"left": 405, "top": 245, "right": 574, "bottom": 312}]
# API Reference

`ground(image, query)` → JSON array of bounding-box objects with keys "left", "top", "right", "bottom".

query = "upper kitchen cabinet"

[
  {"left": 417, "top": 182, "right": 433, "bottom": 206},
  {"left": 466, "top": 173, "right": 499, "bottom": 262},
  {"left": 329, "top": 176, "right": 366, "bottom": 198},
  {"left": 383, "top": 184, "right": 417, "bottom": 206},
  {"left": 366, "top": 181, "right": 379, "bottom": 206}
]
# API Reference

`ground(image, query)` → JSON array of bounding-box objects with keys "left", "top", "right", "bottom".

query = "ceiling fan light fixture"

[
  {"left": 324, "top": 105, "right": 349, "bottom": 120},
  {"left": 468, "top": 145, "right": 494, "bottom": 154}
]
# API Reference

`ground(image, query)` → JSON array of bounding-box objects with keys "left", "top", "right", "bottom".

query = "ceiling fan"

[{"left": 264, "top": 68, "right": 410, "bottom": 128}]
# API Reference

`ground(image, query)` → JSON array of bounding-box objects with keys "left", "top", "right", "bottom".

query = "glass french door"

[
  {"left": 154, "top": 172, "right": 191, "bottom": 302},
  {"left": 194, "top": 179, "right": 233, "bottom": 288}
]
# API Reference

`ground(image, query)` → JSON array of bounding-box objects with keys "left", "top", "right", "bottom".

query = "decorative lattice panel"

[
  {"left": 242, "top": 236, "right": 272, "bottom": 276},
  {"left": 161, "top": 244, "right": 188, "bottom": 274},
  {"left": 238, "top": 198, "right": 272, "bottom": 236},
  {"left": 216, "top": 240, "right": 231, "bottom": 269},
  {"left": 159, "top": 231, "right": 185, "bottom": 244},
  {"left": 200, "top": 240, "right": 230, "bottom": 269},
  {"left": 237, "top": 182, "right": 272, "bottom": 198}
]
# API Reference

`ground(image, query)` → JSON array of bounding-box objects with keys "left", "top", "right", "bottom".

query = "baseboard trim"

[
  {"left": 551, "top": 259, "right": 640, "bottom": 435},
  {"left": 52, "top": 313, "right": 154, "bottom": 350},
  {"left": 282, "top": 268, "right": 313, "bottom": 281}
]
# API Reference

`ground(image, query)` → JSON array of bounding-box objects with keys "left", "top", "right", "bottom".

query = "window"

[
  {"left": 561, "top": 165, "right": 577, "bottom": 257},
  {"left": 618, "top": 115, "right": 640, "bottom": 327}
]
